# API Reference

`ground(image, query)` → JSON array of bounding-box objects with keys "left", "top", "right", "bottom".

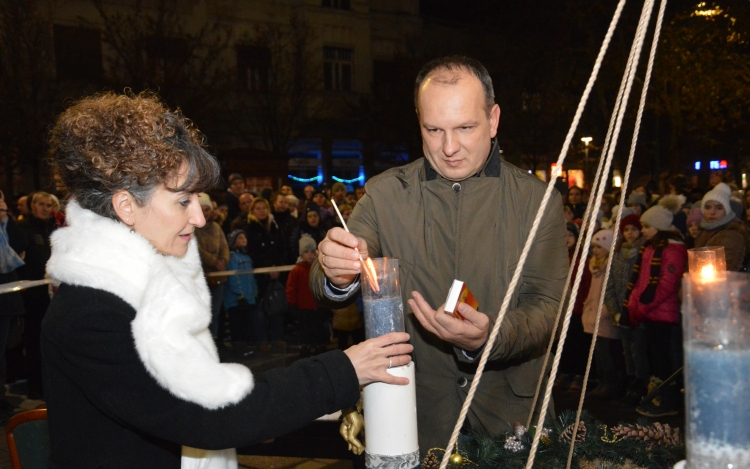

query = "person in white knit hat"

[
  {"left": 693, "top": 182, "right": 750, "bottom": 271},
  {"left": 626, "top": 198, "right": 687, "bottom": 417}
]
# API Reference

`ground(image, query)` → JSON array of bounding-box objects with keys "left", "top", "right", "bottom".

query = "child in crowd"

[
  {"left": 605, "top": 214, "right": 649, "bottom": 404},
  {"left": 286, "top": 235, "right": 329, "bottom": 357},
  {"left": 556, "top": 222, "right": 592, "bottom": 393},
  {"left": 582, "top": 229, "right": 624, "bottom": 400},
  {"left": 223, "top": 230, "right": 259, "bottom": 343},
  {"left": 685, "top": 206, "right": 703, "bottom": 249},
  {"left": 625, "top": 198, "right": 686, "bottom": 417}
]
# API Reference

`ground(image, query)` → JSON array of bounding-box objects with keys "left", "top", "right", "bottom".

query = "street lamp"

[{"left": 581, "top": 137, "right": 592, "bottom": 188}]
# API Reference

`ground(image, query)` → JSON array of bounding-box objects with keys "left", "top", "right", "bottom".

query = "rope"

[
  {"left": 0, "top": 264, "right": 296, "bottom": 295},
  {"left": 561, "top": 1, "right": 661, "bottom": 466},
  {"left": 438, "top": 2, "right": 629, "bottom": 467}
]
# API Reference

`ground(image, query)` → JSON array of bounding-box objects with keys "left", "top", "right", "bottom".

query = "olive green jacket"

[{"left": 310, "top": 143, "right": 568, "bottom": 453}]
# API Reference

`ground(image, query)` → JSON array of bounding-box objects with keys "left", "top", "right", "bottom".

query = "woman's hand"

[{"left": 344, "top": 332, "right": 412, "bottom": 386}]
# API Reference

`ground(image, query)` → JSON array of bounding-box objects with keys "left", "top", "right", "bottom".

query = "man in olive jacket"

[{"left": 310, "top": 56, "right": 568, "bottom": 453}]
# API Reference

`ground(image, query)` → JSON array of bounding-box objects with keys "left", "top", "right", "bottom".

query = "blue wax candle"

[
  {"left": 364, "top": 296, "right": 405, "bottom": 339},
  {"left": 685, "top": 341, "right": 750, "bottom": 468}
]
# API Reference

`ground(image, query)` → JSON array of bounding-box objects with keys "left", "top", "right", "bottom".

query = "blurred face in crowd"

[
  {"left": 31, "top": 195, "right": 54, "bottom": 220},
  {"left": 566, "top": 230, "right": 576, "bottom": 249},
  {"left": 355, "top": 187, "right": 365, "bottom": 200},
  {"left": 273, "top": 194, "right": 288, "bottom": 213},
  {"left": 252, "top": 200, "right": 269, "bottom": 221},
  {"left": 702, "top": 200, "right": 726, "bottom": 224},
  {"left": 346, "top": 192, "right": 357, "bottom": 205},
  {"left": 592, "top": 244, "right": 608, "bottom": 260},
  {"left": 640, "top": 223, "right": 658, "bottom": 241},
  {"left": 238, "top": 193, "right": 254, "bottom": 215},
  {"left": 301, "top": 249, "right": 317, "bottom": 264},
  {"left": 313, "top": 193, "right": 327, "bottom": 207},
  {"left": 304, "top": 185, "right": 315, "bottom": 200},
  {"left": 342, "top": 207, "right": 352, "bottom": 221},
  {"left": 16, "top": 196, "right": 28, "bottom": 215},
  {"left": 567, "top": 187, "right": 582, "bottom": 205},
  {"left": 233, "top": 232, "right": 247, "bottom": 249},
  {"left": 687, "top": 221, "right": 702, "bottom": 239},
  {"left": 230, "top": 178, "right": 245, "bottom": 196},
  {"left": 332, "top": 186, "right": 346, "bottom": 203},
  {"left": 306, "top": 210, "right": 320, "bottom": 228},
  {"left": 622, "top": 224, "right": 641, "bottom": 245},
  {"left": 709, "top": 171, "right": 723, "bottom": 186},
  {"left": 201, "top": 204, "right": 212, "bottom": 221},
  {"left": 417, "top": 69, "right": 500, "bottom": 182},
  {"left": 629, "top": 204, "right": 643, "bottom": 215},
  {"left": 563, "top": 205, "right": 574, "bottom": 223},
  {"left": 600, "top": 197, "right": 612, "bottom": 214},
  {"left": 280, "top": 185, "right": 292, "bottom": 196},
  {"left": 123, "top": 170, "right": 205, "bottom": 257}
]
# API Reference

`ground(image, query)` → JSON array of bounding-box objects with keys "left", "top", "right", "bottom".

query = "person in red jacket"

[
  {"left": 287, "top": 235, "right": 330, "bottom": 357},
  {"left": 625, "top": 201, "right": 687, "bottom": 417}
]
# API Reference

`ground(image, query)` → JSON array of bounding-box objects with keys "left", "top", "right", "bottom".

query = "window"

[
  {"left": 145, "top": 36, "right": 189, "bottom": 84},
  {"left": 323, "top": 47, "right": 352, "bottom": 92},
  {"left": 53, "top": 25, "right": 103, "bottom": 84},
  {"left": 322, "top": 0, "right": 350, "bottom": 9},
  {"left": 236, "top": 45, "right": 271, "bottom": 92}
]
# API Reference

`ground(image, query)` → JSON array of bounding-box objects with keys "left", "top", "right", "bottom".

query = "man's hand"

[
  {"left": 318, "top": 227, "right": 369, "bottom": 288},
  {"left": 408, "top": 291, "right": 489, "bottom": 352}
]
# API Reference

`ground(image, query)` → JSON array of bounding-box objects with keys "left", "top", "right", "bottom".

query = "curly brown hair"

[{"left": 49, "top": 91, "right": 220, "bottom": 220}]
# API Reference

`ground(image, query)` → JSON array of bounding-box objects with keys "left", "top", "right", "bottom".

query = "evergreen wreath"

[{"left": 423, "top": 410, "right": 685, "bottom": 469}]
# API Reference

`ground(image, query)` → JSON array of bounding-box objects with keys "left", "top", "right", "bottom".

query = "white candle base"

[{"left": 363, "top": 361, "right": 418, "bottom": 467}]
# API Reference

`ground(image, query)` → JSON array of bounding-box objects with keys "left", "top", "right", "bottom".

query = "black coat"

[
  {"left": 16, "top": 215, "right": 56, "bottom": 281},
  {"left": 41, "top": 284, "right": 359, "bottom": 468}
]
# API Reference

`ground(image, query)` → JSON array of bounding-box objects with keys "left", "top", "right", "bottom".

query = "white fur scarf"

[{"left": 47, "top": 201, "right": 254, "bottom": 469}]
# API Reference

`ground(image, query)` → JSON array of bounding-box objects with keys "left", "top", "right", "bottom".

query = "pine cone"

[
  {"left": 611, "top": 422, "right": 682, "bottom": 449},
  {"left": 423, "top": 452, "right": 440, "bottom": 469},
  {"left": 559, "top": 421, "right": 586, "bottom": 442}
]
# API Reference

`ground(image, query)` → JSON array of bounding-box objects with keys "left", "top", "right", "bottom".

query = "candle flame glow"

[
  {"left": 700, "top": 264, "right": 716, "bottom": 281},
  {"left": 364, "top": 258, "right": 380, "bottom": 292}
]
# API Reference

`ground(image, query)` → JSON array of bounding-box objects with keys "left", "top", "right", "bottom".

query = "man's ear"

[{"left": 112, "top": 191, "right": 135, "bottom": 225}]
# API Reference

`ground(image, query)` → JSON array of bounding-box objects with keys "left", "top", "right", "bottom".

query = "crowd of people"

[
  {"left": 0, "top": 175, "right": 369, "bottom": 415},
  {"left": 2, "top": 161, "right": 750, "bottom": 427},
  {"left": 556, "top": 172, "right": 750, "bottom": 418}
]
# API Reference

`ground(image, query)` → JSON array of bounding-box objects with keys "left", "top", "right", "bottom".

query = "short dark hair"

[
  {"left": 414, "top": 55, "right": 495, "bottom": 117},
  {"left": 49, "top": 91, "right": 220, "bottom": 221}
]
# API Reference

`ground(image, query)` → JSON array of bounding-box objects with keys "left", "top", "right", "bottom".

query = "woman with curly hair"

[{"left": 41, "top": 92, "right": 412, "bottom": 469}]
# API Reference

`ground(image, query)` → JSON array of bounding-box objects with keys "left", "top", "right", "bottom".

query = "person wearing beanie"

[
  {"left": 604, "top": 214, "right": 648, "bottom": 404},
  {"left": 625, "top": 201, "right": 687, "bottom": 417},
  {"left": 694, "top": 182, "right": 750, "bottom": 271},
  {"left": 556, "top": 220, "right": 592, "bottom": 393},
  {"left": 223, "top": 230, "right": 259, "bottom": 343},
  {"left": 685, "top": 206, "right": 704, "bottom": 248},
  {"left": 291, "top": 202, "right": 328, "bottom": 251},
  {"left": 225, "top": 173, "right": 246, "bottom": 227},
  {"left": 194, "top": 193, "right": 230, "bottom": 340},
  {"left": 581, "top": 229, "right": 624, "bottom": 400},
  {"left": 627, "top": 191, "right": 648, "bottom": 215},
  {"left": 286, "top": 235, "right": 329, "bottom": 357}
]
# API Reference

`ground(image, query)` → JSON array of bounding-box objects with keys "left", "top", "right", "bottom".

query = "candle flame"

[
  {"left": 363, "top": 257, "right": 380, "bottom": 292},
  {"left": 700, "top": 264, "right": 716, "bottom": 282}
]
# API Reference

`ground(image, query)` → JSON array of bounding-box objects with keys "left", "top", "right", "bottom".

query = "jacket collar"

[{"left": 424, "top": 139, "right": 501, "bottom": 182}]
